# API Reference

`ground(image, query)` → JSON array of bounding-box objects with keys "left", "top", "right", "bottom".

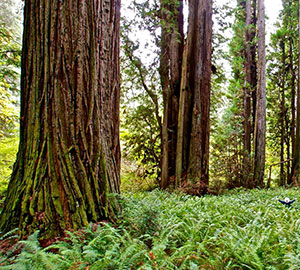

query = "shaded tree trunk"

[
  {"left": 160, "top": 0, "right": 184, "bottom": 189},
  {"left": 291, "top": 0, "right": 300, "bottom": 183},
  {"left": 243, "top": 0, "right": 253, "bottom": 187},
  {"left": 159, "top": 1, "right": 170, "bottom": 189},
  {"left": 253, "top": 0, "right": 266, "bottom": 187},
  {"left": 168, "top": 0, "right": 184, "bottom": 183},
  {"left": 280, "top": 39, "right": 286, "bottom": 186},
  {"left": 0, "top": 0, "right": 121, "bottom": 239},
  {"left": 288, "top": 36, "right": 296, "bottom": 185},
  {"left": 251, "top": 0, "right": 257, "bottom": 132},
  {"left": 176, "top": 0, "right": 212, "bottom": 191}
]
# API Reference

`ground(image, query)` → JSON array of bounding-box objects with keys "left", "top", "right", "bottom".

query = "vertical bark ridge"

[
  {"left": 253, "top": 0, "right": 266, "bottom": 187},
  {"left": 0, "top": 0, "right": 121, "bottom": 238}
]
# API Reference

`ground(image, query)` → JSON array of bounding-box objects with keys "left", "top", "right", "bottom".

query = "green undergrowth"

[
  {"left": 0, "top": 136, "right": 18, "bottom": 206},
  {"left": 2, "top": 188, "right": 300, "bottom": 269}
]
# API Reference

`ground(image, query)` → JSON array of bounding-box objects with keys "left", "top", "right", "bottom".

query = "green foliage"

[
  {"left": 0, "top": 136, "right": 18, "bottom": 205},
  {"left": 121, "top": 160, "right": 158, "bottom": 192},
  {"left": 210, "top": 2, "right": 246, "bottom": 188},
  {"left": 0, "top": 0, "right": 22, "bottom": 138},
  {"left": 266, "top": 0, "right": 298, "bottom": 185},
  {"left": 121, "top": 101, "right": 161, "bottom": 181},
  {"left": 3, "top": 188, "right": 300, "bottom": 269},
  {"left": 120, "top": 0, "right": 162, "bottom": 182}
]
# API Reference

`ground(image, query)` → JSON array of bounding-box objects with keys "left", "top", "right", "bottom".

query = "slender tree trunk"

[
  {"left": 0, "top": 0, "right": 121, "bottom": 239},
  {"left": 251, "top": 0, "right": 257, "bottom": 132},
  {"left": 288, "top": 36, "right": 296, "bottom": 185},
  {"left": 280, "top": 39, "right": 286, "bottom": 186},
  {"left": 168, "top": 0, "right": 184, "bottom": 181},
  {"left": 160, "top": 0, "right": 184, "bottom": 189},
  {"left": 253, "top": 0, "right": 266, "bottom": 187},
  {"left": 291, "top": 0, "right": 300, "bottom": 183},
  {"left": 243, "top": 0, "right": 252, "bottom": 187},
  {"left": 160, "top": 1, "right": 171, "bottom": 189},
  {"left": 176, "top": 43, "right": 189, "bottom": 187},
  {"left": 290, "top": 37, "right": 296, "bottom": 156}
]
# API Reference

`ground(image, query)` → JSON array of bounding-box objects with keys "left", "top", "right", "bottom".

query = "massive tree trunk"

[
  {"left": 291, "top": 0, "right": 300, "bottom": 183},
  {"left": 253, "top": 0, "right": 266, "bottom": 187},
  {"left": 0, "top": 0, "right": 121, "bottom": 239},
  {"left": 160, "top": 0, "right": 184, "bottom": 189},
  {"left": 176, "top": 0, "right": 212, "bottom": 191}
]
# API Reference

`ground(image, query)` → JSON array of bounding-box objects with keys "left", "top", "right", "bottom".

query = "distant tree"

[
  {"left": 120, "top": 1, "right": 162, "bottom": 182},
  {"left": 0, "top": 0, "right": 22, "bottom": 138},
  {"left": 211, "top": 0, "right": 256, "bottom": 189},
  {"left": 0, "top": 0, "right": 121, "bottom": 239},
  {"left": 292, "top": 0, "right": 300, "bottom": 182},
  {"left": 267, "top": 0, "right": 298, "bottom": 186}
]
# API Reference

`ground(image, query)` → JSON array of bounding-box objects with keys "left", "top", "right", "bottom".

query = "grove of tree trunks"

[
  {"left": 291, "top": 0, "right": 300, "bottom": 182},
  {"left": 176, "top": 0, "right": 212, "bottom": 192},
  {"left": 160, "top": 0, "right": 184, "bottom": 189},
  {"left": 0, "top": 0, "right": 121, "bottom": 239}
]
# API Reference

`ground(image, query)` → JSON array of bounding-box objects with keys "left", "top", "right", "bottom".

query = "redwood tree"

[
  {"left": 292, "top": 0, "right": 300, "bottom": 182},
  {"left": 253, "top": 0, "right": 266, "bottom": 187},
  {"left": 0, "top": 0, "right": 121, "bottom": 238},
  {"left": 160, "top": 0, "right": 184, "bottom": 189},
  {"left": 176, "top": 0, "right": 212, "bottom": 191},
  {"left": 243, "top": 0, "right": 257, "bottom": 188}
]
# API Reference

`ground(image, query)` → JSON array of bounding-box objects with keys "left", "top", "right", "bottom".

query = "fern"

[{"left": 2, "top": 188, "right": 300, "bottom": 269}]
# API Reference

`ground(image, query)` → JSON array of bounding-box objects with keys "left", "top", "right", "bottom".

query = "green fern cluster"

[{"left": 2, "top": 188, "right": 300, "bottom": 269}]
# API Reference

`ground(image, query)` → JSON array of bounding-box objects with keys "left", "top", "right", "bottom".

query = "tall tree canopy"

[{"left": 0, "top": 0, "right": 121, "bottom": 239}]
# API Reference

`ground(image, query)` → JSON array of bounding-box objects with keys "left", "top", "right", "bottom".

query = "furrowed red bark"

[
  {"left": 0, "top": 0, "right": 121, "bottom": 239},
  {"left": 168, "top": 0, "right": 184, "bottom": 181},
  {"left": 243, "top": 0, "right": 252, "bottom": 188},
  {"left": 176, "top": 0, "right": 212, "bottom": 192},
  {"left": 187, "top": 0, "right": 212, "bottom": 189},
  {"left": 160, "top": 0, "right": 184, "bottom": 189},
  {"left": 253, "top": 0, "right": 266, "bottom": 187}
]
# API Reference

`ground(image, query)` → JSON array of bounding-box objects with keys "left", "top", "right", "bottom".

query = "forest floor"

[{"left": 1, "top": 187, "right": 300, "bottom": 269}]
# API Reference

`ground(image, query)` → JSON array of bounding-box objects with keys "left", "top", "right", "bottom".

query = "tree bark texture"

[
  {"left": 253, "top": 0, "right": 266, "bottom": 187},
  {"left": 160, "top": 0, "right": 184, "bottom": 189},
  {"left": 176, "top": 0, "right": 212, "bottom": 190},
  {"left": 168, "top": 0, "right": 184, "bottom": 182},
  {"left": 243, "top": 0, "right": 253, "bottom": 188},
  {"left": 160, "top": 0, "right": 171, "bottom": 189},
  {"left": 251, "top": 0, "right": 257, "bottom": 130},
  {"left": 0, "top": 0, "right": 121, "bottom": 238}
]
